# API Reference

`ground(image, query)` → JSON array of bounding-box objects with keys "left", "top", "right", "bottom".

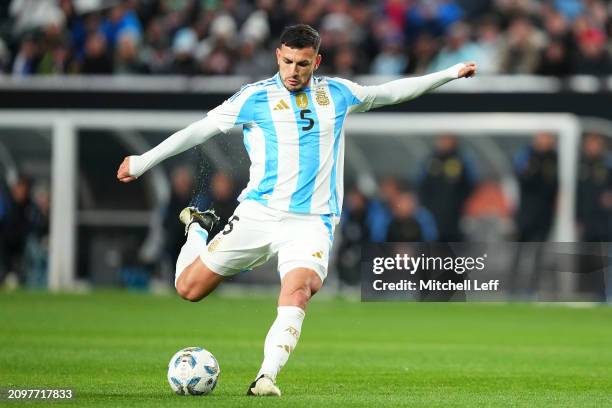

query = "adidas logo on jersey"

[{"left": 273, "top": 99, "right": 290, "bottom": 110}]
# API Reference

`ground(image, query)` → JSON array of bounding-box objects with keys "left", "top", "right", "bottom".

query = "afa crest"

[{"left": 315, "top": 88, "right": 330, "bottom": 106}]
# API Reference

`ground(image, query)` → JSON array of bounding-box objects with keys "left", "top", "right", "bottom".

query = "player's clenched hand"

[
  {"left": 117, "top": 156, "right": 136, "bottom": 183},
  {"left": 458, "top": 62, "right": 477, "bottom": 78}
]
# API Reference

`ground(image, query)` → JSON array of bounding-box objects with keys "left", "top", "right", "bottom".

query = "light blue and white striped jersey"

[{"left": 207, "top": 73, "right": 376, "bottom": 217}]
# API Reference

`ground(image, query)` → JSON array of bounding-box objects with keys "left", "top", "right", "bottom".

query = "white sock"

[
  {"left": 257, "top": 306, "right": 306, "bottom": 382},
  {"left": 175, "top": 224, "right": 208, "bottom": 282}
]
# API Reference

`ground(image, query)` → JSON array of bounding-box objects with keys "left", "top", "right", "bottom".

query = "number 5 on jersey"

[{"left": 300, "top": 109, "right": 314, "bottom": 131}]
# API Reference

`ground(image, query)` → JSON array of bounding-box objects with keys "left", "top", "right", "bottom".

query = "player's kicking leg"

[
  {"left": 174, "top": 207, "right": 224, "bottom": 302},
  {"left": 247, "top": 267, "right": 323, "bottom": 396}
]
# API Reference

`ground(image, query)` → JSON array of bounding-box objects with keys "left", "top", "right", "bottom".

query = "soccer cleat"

[
  {"left": 246, "top": 374, "right": 281, "bottom": 397},
  {"left": 179, "top": 207, "right": 220, "bottom": 235}
]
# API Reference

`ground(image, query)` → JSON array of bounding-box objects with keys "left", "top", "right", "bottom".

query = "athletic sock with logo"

[
  {"left": 175, "top": 223, "right": 208, "bottom": 280},
  {"left": 256, "top": 306, "right": 306, "bottom": 381}
]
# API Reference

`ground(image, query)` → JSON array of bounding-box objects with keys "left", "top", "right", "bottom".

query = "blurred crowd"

[
  {"left": 0, "top": 176, "right": 50, "bottom": 288},
  {"left": 1, "top": 0, "right": 612, "bottom": 77}
]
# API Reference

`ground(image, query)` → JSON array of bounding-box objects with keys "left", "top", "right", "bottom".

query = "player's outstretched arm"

[
  {"left": 360, "top": 62, "right": 477, "bottom": 111},
  {"left": 116, "top": 117, "right": 221, "bottom": 183}
]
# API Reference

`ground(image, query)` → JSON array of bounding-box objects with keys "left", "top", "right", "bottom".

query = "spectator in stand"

[
  {"left": 258, "top": 0, "right": 299, "bottom": 40},
  {"left": 404, "top": 0, "right": 465, "bottom": 41},
  {"left": 511, "top": 133, "right": 559, "bottom": 296},
  {"left": 539, "top": 8, "right": 572, "bottom": 77},
  {"left": 70, "top": 11, "right": 102, "bottom": 63},
  {"left": 492, "top": 0, "right": 540, "bottom": 27},
  {"left": 208, "top": 171, "right": 238, "bottom": 239},
  {"left": 12, "top": 34, "right": 39, "bottom": 76},
  {"left": 474, "top": 15, "right": 502, "bottom": 74},
  {"left": 234, "top": 38, "right": 275, "bottom": 77},
  {"left": 428, "top": 22, "right": 482, "bottom": 73},
  {"left": 336, "top": 187, "right": 370, "bottom": 286},
  {"left": 2, "top": 176, "right": 33, "bottom": 284},
  {"left": 162, "top": 166, "right": 196, "bottom": 284},
  {"left": 418, "top": 134, "right": 479, "bottom": 242},
  {"left": 543, "top": 8, "right": 571, "bottom": 44},
  {"left": 23, "top": 182, "right": 50, "bottom": 288},
  {"left": 382, "top": 0, "right": 408, "bottom": 33},
  {"left": 572, "top": 27, "right": 611, "bottom": 75},
  {"left": 101, "top": 1, "right": 142, "bottom": 49},
  {"left": 577, "top": 133, "right": 611, "bottom": 242},
  {"left": 240, "top": 5, "right": 270, "bottom": 46},
  {"left": 346, "top": 0, "right": 375, "bottom": 70},
  {"left": 499, "top": 16, "right": 545, "bottom": 74},
  {"left": 368, "top": 16, "right": 402, "bottom": 73},
  {"left": 38, "top": 37, "right": 72, "bottom": 75},
  {"left": 513, "top": 132, "right": 558, "bottom": 241},
  {"left": 406, "top": 33, "right": 439, "bottom": 74},
  {"left": 576, "top": 132, "right": 611, "bottom": 300},
  {"left": 537, "top": 40, "right": 571, "bottom": 76},
  {"left": 553, "top": 0, "right": 584, "bottom": 22},
  {"left": 200, "top": 39, "right": 234, "bottom": 75},
  {"left": 371, "top": 37, "right": 407, "bottom": 75},
  {"left": 80, "top": 31, "right": 112, "bottom": 74},
  {"left": 386, "top": 190, "right": 438, "bottom": 242},
  {"left": 9, "top": 0, "right": 65, "bottom": 36},
  {"left": 332, "top": 46, "right": 360, "bottom": 77},
  {"left": 367, "top": 176, "right": 403, "bottom": 243},
  {"left": 114, "top": 31, "right": 148, "bottom": 74},
  {"left": 170, "top": 27, "right": 198, "bottom": 76},
  {"left": 463, "top": 179, "right": 513, "bottom": 241},
  {"left": 194, "top": 12, "right": 239, "bottom": 73},
  {"left": 36, "top": 19, "right": 73, "bottom": 74},
  {"left": 139, "top": 17, "right": 172, "bottom": 74}
]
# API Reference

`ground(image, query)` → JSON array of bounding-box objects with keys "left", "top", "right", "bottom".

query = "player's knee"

[
  {"left": 175, "top": 281, "right": 191, "bottom": 301},
  {"left": 176, "top": 280, "right": 204, "bottom": 302},
  {"left": 181, "top": 288, "right": 205, "bottom": 302}
]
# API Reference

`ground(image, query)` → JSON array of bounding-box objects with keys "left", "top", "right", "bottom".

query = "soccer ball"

[{"left": 167, "top": 347, "right": 220, "bottom": 396}]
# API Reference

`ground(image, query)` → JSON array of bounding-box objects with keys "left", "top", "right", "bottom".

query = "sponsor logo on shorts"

[{"left": 312, "top": 251, "right": 323, "bottom": 259}]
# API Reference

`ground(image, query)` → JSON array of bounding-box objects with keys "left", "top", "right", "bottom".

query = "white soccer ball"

[{"left": 167, "top": 347, "right": 220, "bottom": 396}]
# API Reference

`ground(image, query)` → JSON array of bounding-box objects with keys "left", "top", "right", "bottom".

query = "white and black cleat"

[
  {"left": 246, "top": 374, "right": 281, "bottom": 396},
  {"left": 179, "top": 207, "right": 220, "bottom": 235}
]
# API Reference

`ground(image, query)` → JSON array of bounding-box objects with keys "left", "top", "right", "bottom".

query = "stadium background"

[{"left": 0, "top": 1, "right": 611, "bottom": 406}]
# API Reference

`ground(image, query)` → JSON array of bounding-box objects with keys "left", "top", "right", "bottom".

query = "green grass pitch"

[{"left": 1, "top": 290, "right": 611, "bottom": 407}]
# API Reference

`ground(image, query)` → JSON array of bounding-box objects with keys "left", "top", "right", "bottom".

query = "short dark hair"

[{"left": 279, "top": 24, "right": 321, "bottom": 52}]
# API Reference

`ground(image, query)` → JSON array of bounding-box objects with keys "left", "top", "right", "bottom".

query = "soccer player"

[{"left": 117, "top": 24, "right": 476, "bottom": 396}]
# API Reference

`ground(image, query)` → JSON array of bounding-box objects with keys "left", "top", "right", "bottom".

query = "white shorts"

[{"left": 200, "top": 200, "right": 336, "bottom": 283}]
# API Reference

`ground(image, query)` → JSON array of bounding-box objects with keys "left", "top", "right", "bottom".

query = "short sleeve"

[{"left": 206, "top": 85, "right": 261, "bottom": 133}]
